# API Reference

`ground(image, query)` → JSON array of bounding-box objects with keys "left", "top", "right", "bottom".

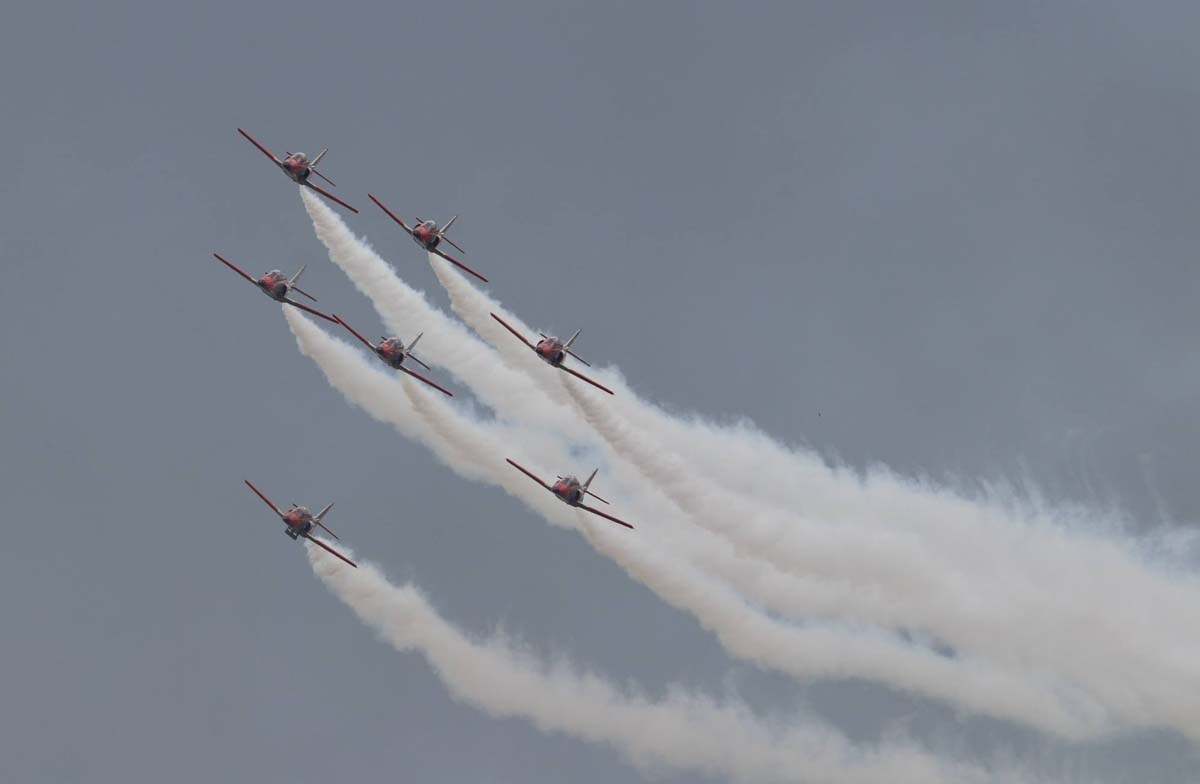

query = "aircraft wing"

[
  {"left": 213, "top": 252, "right": 257, "bottom": 285},
  {"left": 238, "top": 128, "right": 281, "bottom": 165},
  {"left": 284, "top": 298, "right": 338, "bottom": 324},
  {"left": 431, "top": 248, "right": 489, "bottom": 284},
  {"left": 489, "top": 313, "right": 536, "bottom": 352},
  {"left": 558, "top": 364, "right": 615, "bottom": 396},
  {"left": 505, "top": 458, "right": 552, "bottom": 491},
  {"left": 400, "top": 366, "right": 454, "bottom": 398},
  {"left": 368, "top": 194, "right": 414, "bottom": 236},
  {"left": 333, "top": 314, "right": 376, "bottom": 350},
  {"left": 303, "top": 533, "right": 358, "bottom": 568},
  {"left": 578, "top": 502, "right": 634, "bottom": 530},
  {"left": 244, "top": 479, "right": 284, "bottom": 518},
  {"left": 303, "top": 181, "right": 359, "bottom": 214}
]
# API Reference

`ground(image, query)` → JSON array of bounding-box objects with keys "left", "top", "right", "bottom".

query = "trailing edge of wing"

[
  {"left": 304, "top": 534, "right": 358, "bottom": 568},
  {"left": 244, "top": 479, "right": 284, "bottom": 518},
  {"left": 559, "top": 364, "right": 615, "bottom": 396},
  {"left": 304, "top": 181, "right": 359, "bottom": 213},
  {"left": 238, "top": 128, "right": 280, "bottom": 164},
  {"left": 432, "top": 249, "right": 488, "bottom": 284},
  {"left": 490, "top": 312, "right": 536, "bottom": 351},
  {"left": 400, "top": 367, "right": 455, "bottom": 398},
  {"left": 505, "top": 458, "right": 552, "bottom": 491},
  {"left": 368, "top": 194, "right": 413, "bottom": 235},
  {"left": 333, "top": 314, "right": 376, "bottom": 350},
  {"left": 284, "top": 299, "right": 338, "bottom": 323},
  {"left": 578, "top": 503, "right": 634, "bottom": 530},
  {"left": 213, "top": 252, "right": 257, "bottom": 285}
]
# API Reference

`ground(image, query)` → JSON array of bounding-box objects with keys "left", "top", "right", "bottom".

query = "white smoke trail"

[
  {"left": 301, "top": 194, "right": 1200, "bottom": 741},
  {"left": 300, "top": 189, "right": 585, "bottom": 439},
  {"left": 428, "top": 257, "right": 1200, "bottom": 743},
  {"left": 285, "top": 308, "right": 1112, "bottom": 740},
  {"left": 305, "top": 542, "right": 1003, "bottom": 784}
]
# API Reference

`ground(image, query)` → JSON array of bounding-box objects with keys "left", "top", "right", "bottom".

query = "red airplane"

[
  {"left": 506, "top": 459, "right": 634, "bottom": 529},
  {"left": 213, "top": 253, "right": 336, "bottom": 323},
  {"left": 238, "top": 128, "right": 359, "bottom": 214},
  {"left": 243, "top": 480, "right": 358, "bottom": 568},
  {"left": 332, "top": 314, "right": 455, "bottom": 398},
  {"left": 368, "top": 193, "right": 488, "bottom": 283},
  {"left": 489, "top": 313, "right": 614, "bottom": 395}
]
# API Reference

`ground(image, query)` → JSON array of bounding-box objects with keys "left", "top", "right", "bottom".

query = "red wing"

[
  {"left": 284, "top": 298, "right": 337, "bottom": 324},
  {"left": 559, "top": 365, "right": 615, "bottom": 396},
  {"left": 238, "top": 128, "right": 281, "bottom": 164},
  {"left": 400, "top": 366, "right": 454, "bottom": 398},
  {"left": 332, "top": 314, "right": 375, "bottom": 349},
  {"left": 489, "top": 313, "right": 536, "bottom": 352},
  {"left": 303, "top": 534, "right": 359, "bottom": 568},
  {"left": 244, "top": 479, "right": 284, "bottom": 518},
  {"left": 578, "top": 503, "right": 634, "bottom": 530},
  {"left": 304, "top": 181, "right": 359, "bottom": 214},
  {"left": 505, "top": 458, "right": 552, "bottom": 491},
  {"left": 368, "top": 193, "right": 413, "bottom": 235},
  {"left": 432, "top": 248, "right": 489, "bottom": 284},
  {"left": 213, "top": 252, "right": 257, "bottom": 285}
]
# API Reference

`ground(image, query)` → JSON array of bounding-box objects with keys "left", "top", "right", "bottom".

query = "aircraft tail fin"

[
  {"left": 581, "top": 469, "right": 610, "bottom": 504},
  {"left": 311, "top": 148, "right": 327, "bottom": 168},
  {"left": 289, "top": 264, "right": 307, "bottom": 286},
  {"left": 314, "top": 501, "right": 340, "bottom": 540}
]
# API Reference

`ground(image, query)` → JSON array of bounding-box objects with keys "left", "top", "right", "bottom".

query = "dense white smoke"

[
  {"left": 425, "top": 251, "right": 1200, "bottom": 743},
  {"left": 306, "top": 541, "right": 1005, "bottom": 784},
  {"left": 300, "top": 190, "right": 1200, "bottom": 742},
  {"left": 284, "top": 307, "right": 1110, "bottom": 739}
]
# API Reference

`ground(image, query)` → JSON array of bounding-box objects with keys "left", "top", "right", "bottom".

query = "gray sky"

[{"left": 3, "top": 1, "right": 1199, "bottom": 781}]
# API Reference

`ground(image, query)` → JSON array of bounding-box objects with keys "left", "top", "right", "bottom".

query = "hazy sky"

[{"left": 3, "top": 2, "right": 1199, "bottom": 781}]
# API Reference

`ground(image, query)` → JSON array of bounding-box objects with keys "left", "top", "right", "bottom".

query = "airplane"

[
  {"left": 506, "top": 459, "right": 634, "bottom": 529},
  {"left": 243, "top": 480, "right": 358, "bottom": 568},
  {"left": 332, "top": 314, "right": 455, "bottom": 398},
  {"left": 237, "top": 128, "right": 359, "bottom": 214},
  {"left": 489, "top": 313, "right": 614, "bottom": 395},
  {"left": 368, "top": 193, "right": 489, "bottom": 283},
  {"left": 213, "top": 253, "right": 336, "bottom": 323}
]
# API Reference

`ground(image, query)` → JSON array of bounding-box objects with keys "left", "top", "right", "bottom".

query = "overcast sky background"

[{"left": 3, "top": 2, "right": 1199, "bottom": 781}]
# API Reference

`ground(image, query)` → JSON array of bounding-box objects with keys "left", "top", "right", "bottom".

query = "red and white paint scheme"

[
  {"left": 489, "top": 313, "right": 614, "bottom": 395},
  {"left": 237, "top": 128, "right": 359, "bottom": 214},
  {"left": 506, "top": 459, "right": 634, "bottom": 529},
  {"left": 368, "top": 193, "right": 488, "bottom": 283},
  {"left": 213, "top": 253, "right": 336, "bottom": 323},
  {"left": 333, "top": 314, "right": 455, "bottom": 398},
  {"left": 243, "top": 480, "right": 358, "bottom": 568}
]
